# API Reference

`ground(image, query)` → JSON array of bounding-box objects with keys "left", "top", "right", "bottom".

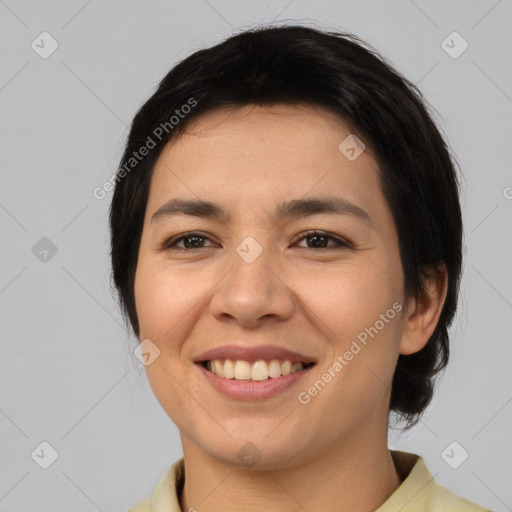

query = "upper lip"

[{"left": 194, "top": 344, "right": 317, "bottom": 364}]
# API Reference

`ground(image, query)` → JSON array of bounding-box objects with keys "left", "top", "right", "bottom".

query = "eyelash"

[{"left": 161, "top": 230, "right": 352, "bottom": 251}]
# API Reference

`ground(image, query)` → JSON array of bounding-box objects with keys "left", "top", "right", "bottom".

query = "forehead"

[
  {"left": 183, "top": 102, "right": 352, "bottom": 132},
  {"left": 168, "top": 103, "right": 360, "bottom": 157},
  {"left": 146, "top": 103, "right": 385, "bottom": 225}
]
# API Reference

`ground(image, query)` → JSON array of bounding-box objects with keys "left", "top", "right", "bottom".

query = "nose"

[{"left": 209, "top": 247, "right": 295, "bottom": 328}]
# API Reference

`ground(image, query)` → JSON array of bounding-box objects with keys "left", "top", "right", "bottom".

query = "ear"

[{"left": 399, "top": 263, "right": 448, "bottom": 356}]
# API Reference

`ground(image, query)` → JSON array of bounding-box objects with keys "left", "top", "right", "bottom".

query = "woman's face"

[{"left": 134, "top": 103, "right": 408, "bottom": 468}]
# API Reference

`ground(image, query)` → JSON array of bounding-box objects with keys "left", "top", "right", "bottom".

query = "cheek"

[
  {"left": 302, "top": 261, "right": 401, "bottom": 330},
  {"left": 302, "top": 258, "right": 404, "bottom": 383},
  {"left": 134, "top": 261, "right": 198, "bottom": 421},
  {"left": 134, "top": 260, "right": 207, "bottom": 341}
]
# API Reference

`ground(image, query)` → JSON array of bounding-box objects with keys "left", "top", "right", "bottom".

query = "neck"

[{"left": 179, "top": 432, "right": 402, "bottom": 512}]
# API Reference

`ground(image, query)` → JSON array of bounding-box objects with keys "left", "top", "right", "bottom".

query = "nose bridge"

[
  {"left": 229, "top": 233, "right": 275, "bottom": 295},
  {"left": 226, "top": 208, "right": 275, "bottom": 268}
]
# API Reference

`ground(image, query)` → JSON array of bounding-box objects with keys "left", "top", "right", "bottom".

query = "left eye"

[
  {"left": 294, "top": 231, "right": 350, "bottom": 249},
  {"left": 162, "top": 231, "right": 350, "bottom": 251}
]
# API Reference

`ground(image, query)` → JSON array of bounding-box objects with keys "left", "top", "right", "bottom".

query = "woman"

[{"left": 110, "top": 25, "right": 492, "bottom": 512}]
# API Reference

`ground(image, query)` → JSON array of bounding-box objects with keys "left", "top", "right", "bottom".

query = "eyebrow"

[{"left": 151, "top": 196, "right": 373, "bottom": 226}]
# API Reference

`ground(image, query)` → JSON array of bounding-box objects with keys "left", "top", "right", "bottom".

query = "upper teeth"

[{"left": 207, "top": 359, "right": 308, "bottom": 381}]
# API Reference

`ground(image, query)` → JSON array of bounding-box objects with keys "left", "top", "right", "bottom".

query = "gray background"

[{"left": 1, "top": 1, "right": 511, "bottom": 511}]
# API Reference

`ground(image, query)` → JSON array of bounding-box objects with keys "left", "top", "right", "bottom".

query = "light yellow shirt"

[{"left": 129, "top": 450, "right": 492, "bottom": 511}]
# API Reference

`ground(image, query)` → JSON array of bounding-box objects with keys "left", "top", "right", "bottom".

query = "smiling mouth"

[{"left": 199, "top": 359, "right": 316, "bottom": 382}]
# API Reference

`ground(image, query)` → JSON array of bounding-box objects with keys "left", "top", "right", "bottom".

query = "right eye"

[{"left": 162, "top": 232, "right": 216, "bottom": 251}]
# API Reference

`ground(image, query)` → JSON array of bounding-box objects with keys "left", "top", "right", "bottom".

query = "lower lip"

[{"left": 196, "top": 363, "right": 314, "bottom": 401}]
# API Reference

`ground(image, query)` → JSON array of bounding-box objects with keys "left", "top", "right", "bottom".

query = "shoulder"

[
  {"left": 127, "top": 496, "right": 152, "bottom": 512},
  {"left": 428, "top": 480, "right": 493, "bottom": 511},
  {"left": 126, "top": 458, "right": 185, "bottom": 512},
  {"left": 377, "top": 451, "right": 493, "bottom": 512}
]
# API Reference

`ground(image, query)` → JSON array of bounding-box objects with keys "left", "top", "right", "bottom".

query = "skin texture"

[{"left": 134, "top": 103, "right": 448, "bottom": 511}]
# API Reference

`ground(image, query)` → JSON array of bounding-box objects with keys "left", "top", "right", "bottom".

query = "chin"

[{"left": 195, "top": 431, "right": 312, "bottom": 471}]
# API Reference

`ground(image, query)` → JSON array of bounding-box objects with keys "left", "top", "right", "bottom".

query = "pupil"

[
  {"left": 309, "top": 235, "right": 326, "bottom": 248},
  {"left": 185, "top": 236, "right": 202, "bottom": 248}
]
